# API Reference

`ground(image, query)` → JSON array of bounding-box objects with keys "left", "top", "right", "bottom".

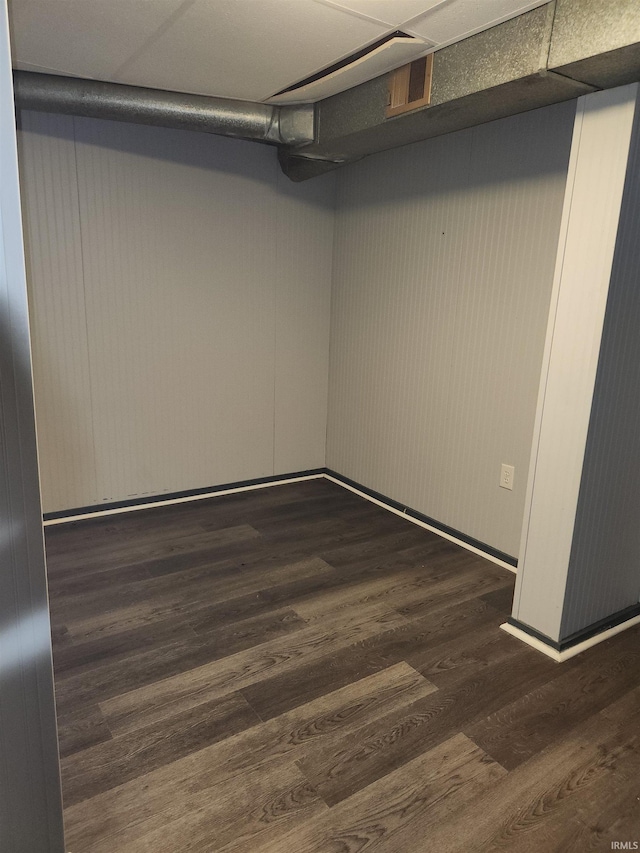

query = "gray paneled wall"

[
  {"left": 561, "top": 96, "right": 640, "bottom": 638},
  {"left": 18, "top": 113, "right": 335, "bottom": 513},
  {"left": 19, "top": 103, "right": 577, "bottom": 559},
  {"left": 327, "top": 102, "right": 575, "bottom": 558},
  {"left": 0, "top": 4, "right": 64, "bottom": 847}
]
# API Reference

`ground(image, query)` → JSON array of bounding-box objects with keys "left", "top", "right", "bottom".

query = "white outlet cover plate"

[{"left": 500, "top": 464, "right": 515, "bottom": 490}]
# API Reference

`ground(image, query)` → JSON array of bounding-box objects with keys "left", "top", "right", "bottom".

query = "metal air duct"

[
  {"left": 12, "top": 0, "right": 640, "bottom": 180},
  {"left": 13, "top": 71, "right": 315, "bottom": 147},
  {"left": 279, "top": 0, "right": 640, "bottom": 180}
]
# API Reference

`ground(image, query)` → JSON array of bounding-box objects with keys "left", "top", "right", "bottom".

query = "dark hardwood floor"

[{"left": 45, "top": 478, "right": 640, "bottom": 852}]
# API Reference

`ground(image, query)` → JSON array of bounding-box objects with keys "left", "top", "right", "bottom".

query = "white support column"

[
  {"left": 0, "top": 1, "right": 65, "bottom": 849},
  {"left": 511, "top": 83, "right": 640, "bottom": 648}
]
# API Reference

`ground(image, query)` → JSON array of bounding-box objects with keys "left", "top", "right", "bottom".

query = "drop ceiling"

[{"left": 9, "top": 0, "right": 551, "bottom": 103}]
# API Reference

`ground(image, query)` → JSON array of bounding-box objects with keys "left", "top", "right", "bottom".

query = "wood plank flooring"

[{"left": 46, "top": 478, "right": 640, "bottom": 852}]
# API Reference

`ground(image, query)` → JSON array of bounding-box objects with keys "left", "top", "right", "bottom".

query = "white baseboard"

[
  {"left": 501, "top": 613, "right": 640, "bottom": 662},
  {"left": 324, "top": 474, "right": 517, "bottom": 574},
  {"left": 42, "top": 474, "right": 325, "bottom": 526},
  {"left": 43, "top": 471, "right": 517, "bottom": 575}
]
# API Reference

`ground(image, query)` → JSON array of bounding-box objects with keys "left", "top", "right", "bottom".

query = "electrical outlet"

[{"left": 500, "top": 464, "right": 514, "bottom": 490}]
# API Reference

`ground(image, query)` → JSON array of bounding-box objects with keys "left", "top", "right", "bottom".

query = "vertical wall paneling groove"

[
  {"left": 18, "top": 112, "right": 97, "bottom": 510},
  {"left": 327, "top": 102, "right": 575, "bottom": 557},
  {"left": 73, "top": 118, "right": 278, "bottom": 501},
  {"left": 0, "top": 2, "right": 65, "bottom": 848},
  {"left": 512, "top": 84, "right": 640, "bottom": 643},
  {"left": 18, "top": 115, "right": 335, "bottom": 513}
]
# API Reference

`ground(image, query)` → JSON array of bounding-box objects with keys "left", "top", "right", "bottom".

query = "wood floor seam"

[{"left": 238, "top": 687, "right": 268, "bottom": 725}]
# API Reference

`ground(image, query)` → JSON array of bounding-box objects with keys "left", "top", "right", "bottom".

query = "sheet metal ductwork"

[
  {"left": 12, "top": 0, "right": 640, "bottom": 180},
  {"left": 13, "top": 71, "right": 315, "bottom": 147},
  {"left": 280, "top": 0, "right": 640, "bottom": 180}
]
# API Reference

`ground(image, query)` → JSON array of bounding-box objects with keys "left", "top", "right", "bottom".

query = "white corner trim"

[
  {"left": 512, "top": 84, "right": 640, "bottom": 638},
  {"left": 42, "top": 473, "right": 325, "bottom": 526},
  {"left": 501, "top": 612, "right": 640, "bottom": 663},
  {"left": 324, "top": 474, "right": 517, "bottom": 574}
]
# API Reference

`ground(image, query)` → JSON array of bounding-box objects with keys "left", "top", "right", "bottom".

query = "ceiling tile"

[
  {"left": 313, "top": 0, "right": 443, "bottom": 27},
  {"left": 113, "top": 0, "right": 389, "bottom": 102},
  {"left": 267, "top": 37, "right": 428, "bottom": 104},
  {"left": 407, "top": 0, "right": 550, "bottom": 45},
  {"left": 9, "top": 0, "right": 187, "bottom": 80}
]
